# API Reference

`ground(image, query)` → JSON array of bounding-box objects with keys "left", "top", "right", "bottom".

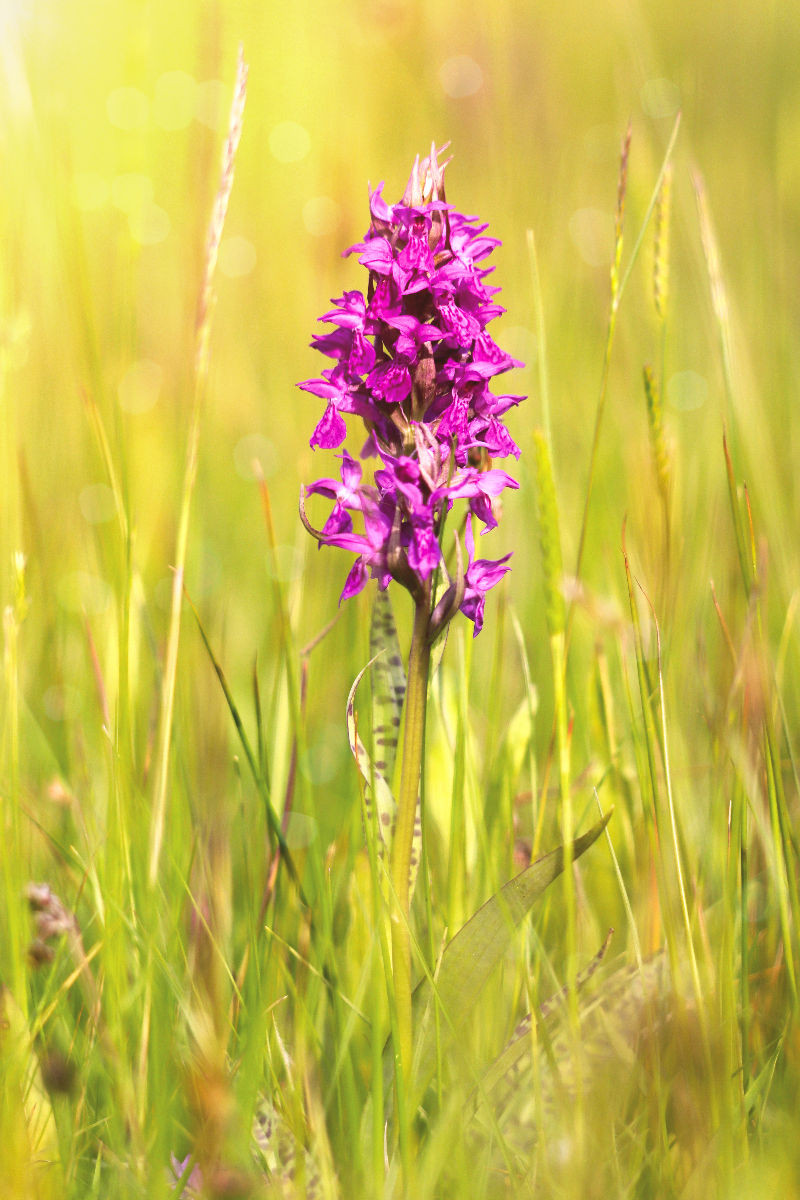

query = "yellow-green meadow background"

[{"left": 4, "top": 0, "right": 799, "bottom": 775}]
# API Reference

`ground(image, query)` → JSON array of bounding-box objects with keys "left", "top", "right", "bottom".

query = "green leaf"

[
  {"left": 368, "top": 590, "right": 406, "bottom": 796},
  {"left": 403, "top": 811, "right": 613, "bottom": 1106},
  {"left": 346, "top": 590, "right": 424, "bottom": 903},
  {"left": 346, "top": 652, "right": 397, "bottom": 856}
]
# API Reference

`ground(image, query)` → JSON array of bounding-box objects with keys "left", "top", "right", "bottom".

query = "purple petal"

[
  {"left": 473, "top": 332, "right": 524, "bottom": 374},
  {"left": 367, "top": 277, "right": 401, "bottom": 322},
  {"left": 339, "top": 450, "right": 363, "bottom": 491},
  {"left": 368, "top": 182, "right": 393, "bottom": 224},
  {"left": 459, "top": 514, "right": 512, "bottom": 634},
  {"left": 310, "top": 403, "right": 347, "bottom": 450},
  {"left": 357, "top": 239, "right": 394, "bottom": 274},
  {"left": 480, "top": 417, "right": 521, "bottom": 460},
  {"left": 298, "top": 375, "right": 341, "bottom": 401},
  {"left": 473, "top": 390, "right": 526, "bottom": 418},
  {"left": 304, "top": 476, "right": 343, "bottom": 500},
  {"left": 398, "top": 222, "right": 434, "bottom": 274},
  {"left": 436, "top": 392, "right": 470, "bottom": 444},
  {"left": 322, "top": 528, "right": 373, "bottom": 554},
  {"left": 321, "top": 504, "right": 353, "bottom": 538},
  {"left": 348, "top": 330, "right": 376, "bottom": 374},
  {"left": 470, "top": 493, "right": 497, "bottom": 530},
  {"left": 367, "top": 357, "right": 412, "bottom": 405},
  {"left": 407, "top": 519, "right": 441, "bottom": 580},
  {"left": 310, "top": 328, "right": 355, "bottom": 362},
  {"left": 340, "top": 558, "right": 369, "bottom": 602},
  {"left": 318, "top": 290, "right": 367, "bottom": 328},
  {"left": 437, "top": 297, "right": 482, "bottom": 346},
  {"left": 381, "top": 313, "right": 445, "bottom": 345},
  {"left": 466, "top": 553, "right": 512, "bottom": 590}
]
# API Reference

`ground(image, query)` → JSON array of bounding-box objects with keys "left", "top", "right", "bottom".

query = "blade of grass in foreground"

[{"left": 148, "top": 49, "right": 248, "bottom": 888}]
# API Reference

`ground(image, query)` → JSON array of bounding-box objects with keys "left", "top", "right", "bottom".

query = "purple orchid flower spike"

[{"left": 299, "top": 144, "right": 525, "bottom": 635}]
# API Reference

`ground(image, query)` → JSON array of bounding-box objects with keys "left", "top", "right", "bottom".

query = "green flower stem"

[{"left": 390, "top": 595, "right": 432, "bottom": 1099}]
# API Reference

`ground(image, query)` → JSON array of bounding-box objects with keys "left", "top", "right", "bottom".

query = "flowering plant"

[
  {"left": 298, "top": 146, "right": 526, "bottom": 1105},
  {"left": 299, "top": 144, "right": 524, "bottom": 637}
]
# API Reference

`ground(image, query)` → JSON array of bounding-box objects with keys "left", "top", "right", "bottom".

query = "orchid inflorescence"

[{"left": 299, "top": 144, "right": 524, "bottom": 637}]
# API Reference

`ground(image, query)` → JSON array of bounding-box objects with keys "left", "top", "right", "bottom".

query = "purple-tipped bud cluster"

[{"left": 299, "top": 145, "right": 524, "bottom": 636}]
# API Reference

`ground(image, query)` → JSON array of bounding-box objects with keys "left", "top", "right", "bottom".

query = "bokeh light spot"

[
  {"left": 128, "top": 203, "right": 170, "bottom": 245},
  {"left": 58, "top": 571, "right": 112, "bottom": 615},
  {"left": 303, "top": 195, "right": 341, "bottom": 236},
  {"left": 440, "top": 55, "right": 484, "bottom": 98},
  {"left": 79, "top": 483, "right": 117, "bottom": 525},
  {"left": 195, "top": 79, "right": 229, "bottom": 131},
  {"left": 107, "top": 86, "right": 149, "bottom": 131},
  {"left": 153, "top": 70, "right": 197, "bottom": 131},
  {"left": 118, "top": 359, "right": 163, "bottom": 414},
  {"left": 640, "top": 77, "right": 681, "bottom": 119},
  {"left": 299, "top": 729, "right": 342, "bottom": 785},
  {"left": 111, "top": 172, "right": 154, "bottom": 214},
  {"left": 219, "top": 235, "right": 257, "bottom": 278},
  {"left": 234, "top": 433, "right": 277, "bottom": 480},
  {"left": 269, "top": 120, "right": 311, "bottom": 163},
  {"left": 284, "top": 812, "right": 319, "bottom": 848},
  {"left": 568, "top": 207, "right": 614, "bottom": 268},
  {"left": 667, "top": 370, "right": 708, "bottom": 412},
  {"left": 2, "top": 311, "right": 30, "bottom": 370}
]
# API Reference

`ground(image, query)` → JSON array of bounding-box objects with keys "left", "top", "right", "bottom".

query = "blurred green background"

[{"left": 2, "top": 0, "right": 799, "bottom": 836}]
